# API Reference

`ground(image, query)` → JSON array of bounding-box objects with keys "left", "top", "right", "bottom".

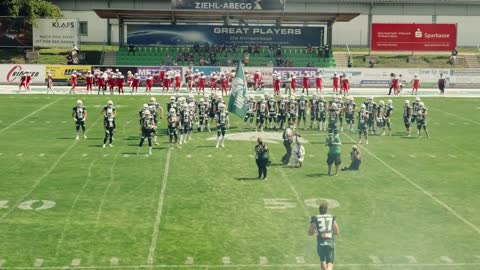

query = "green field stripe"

[
  {"left": 147, "top": 148, "right": 172, "bottom": 265},
  {"left": 0, "top": 114, "right": 103, "bottom": 221},
  {"left": 342, "top": 132, "right": 480, "bottom": 235},
  {"left": 0, "top": 97, "right": 64, "bottom": 134}
]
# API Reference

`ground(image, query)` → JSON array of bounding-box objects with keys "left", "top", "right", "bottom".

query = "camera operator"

[{"left": 325, "top": 132, "right": 342, "bottom": 176}]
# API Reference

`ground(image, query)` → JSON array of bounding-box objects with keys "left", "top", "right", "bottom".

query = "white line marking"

[
  {"left": 46, "top": 121, "right": 51, "bottom": 124},
  {"left": 39, "top": 153, "right": 45, "bottom": 157},
  {"left": 448, "top": 154, "right": 457, "bottom": 158},
  {"left": 429, "top": 154, "right": 436, "bottom": 158},
  {"left": 475, "top": 255, "right": 480, "bottom": 260},
  {"left": 61, "top": 121, "right": 66, "bottom": 124},
  {"left": 103, "top": 154, "right": 109, "bottom": 157},
  {"left": 3, "top": 262, "right": 480, "bottom": 269},
  {"left": 0, "top": 259, "right": 5, "bottom": 267},
  {"left": 222, "top": 257, "right": 231, "bottom": 265},
  {"left": 248, "top": 154, "right": 254, "bottom": 158},
  {"left": 110, "top": 257, "right": 119, "bottom": 266},
  {"left": 259, "top": 257, "right": 268, "bottom": 265},
  {"left": 308, "top": 154, "right": 315, "bottom": 158},
  {"left": 34, "top": 259, "right": 44, "bottom": 267},
  {"left": 186, "top": 154, "right": 192, "bottom": 158},
  {"left": 431, "top": 107, "right": 480, "bottom": 126},
  {"left": 123, "top": 154, "right": 130, "bottom": 158},
  {"left": 369, "top": 256, "right": 382, "bottom": 264},
  {"left": 55, "top": 161, "right": 96, "bottom": 255},
  {"left": 16, "top": 153, "right": 23, "bottom": 157},
  {"left": 71, "top": 258, "right": 81, "bottom": 267},
  {"left": 406, "top": 256, "right": 417, "bottom": 263},
  {"left": 409, "top": 154, "right": 416, "bottom": 158},
  {"left": 227, "top": 154, "right": 233, "bottom": 158},
  {"left": 0, "top": 153, "right": 3, "bottom": 156},
  {"left": 147, "top": 148, "right": 173, "bottom": 265},
  {"left": 0, "top": 120, "right": 2, "bottom": 123},
  {"left": 82, "top": 153, "right": 88, "bottom": 157},
  {"left": 0, "top": 97, "right": 63, "bottom": 134},
  {"left": 390, "top": 154, "right": 395, "bottom": 158},
  {"left": 434, "top": 122, "right": 440, "bottom": 125},
  {"left": 207, "top": 154, "right": 212, "bottom": 158},
  {"left": 440, "top": 256, "right": 453, "bottom": 263},
  {"left": 184, "top": 257, "right": 194, "bottom": 265},
  {"left": 296, "top": 257, "right": 305, "bottom": 264},
  {"left": 343, "top": 132, "right": 480, "bottom": 235}
]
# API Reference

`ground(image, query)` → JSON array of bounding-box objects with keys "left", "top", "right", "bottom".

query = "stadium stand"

[{"left": 116, "top": 46, "right": 336, "bottom": 67}]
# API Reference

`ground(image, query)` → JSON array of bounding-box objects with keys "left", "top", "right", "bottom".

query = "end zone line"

[
  {"left": 342, "top": 133, "right": 480, "bottom": 235},
  {"left": 2, "top": 262, "right": 480, "bottom": 269},
  {"left": 147, "top": 148, "right": 173, "bottom": 265},
  {"left": 0, "top": 97, "right": 63, "bottom": 134}
]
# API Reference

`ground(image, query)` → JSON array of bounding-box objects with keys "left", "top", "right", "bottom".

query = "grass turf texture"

[{"left": 0, "top": 95, "right": 479, "bottom": 270}]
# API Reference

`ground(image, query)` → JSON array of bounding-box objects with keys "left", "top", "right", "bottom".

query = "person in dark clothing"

[
  {"left": 281, "top": 122, "right": 299, "bottom": 165},
  {"left": 342, "top": 145, "right": 361, "bottom": 171},
  {"left": 255, "top": 137, "right": 270, "bottom": 180},
  {"left": 128, "top": 44, "right": 135, "bottom": 56}
]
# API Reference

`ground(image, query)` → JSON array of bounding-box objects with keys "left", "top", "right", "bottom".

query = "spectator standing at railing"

[
  {"left": 253, "top": 44, "right": 261, "bottom": 54},
  {"left": 306, "top": 43, "right": 313, "bottom": 54},
  {"left": 276, "top": 45, "right": 282, "bottom": 57},
  {"left": 268, "top": 45, "right": 274, "bottom": 58},
  {"left": 128, "top": 44, "right": 135, "bottom": 56},
  {"left": 450, "top": 48, "right": 458, "bottom": 64},
  {"left": 193, "top": 42, "right": 200, "bottom": 53}
]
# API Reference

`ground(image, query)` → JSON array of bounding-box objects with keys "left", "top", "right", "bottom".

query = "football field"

[{"left": 0, "top": 93, "right": 479, "bottom": 270}]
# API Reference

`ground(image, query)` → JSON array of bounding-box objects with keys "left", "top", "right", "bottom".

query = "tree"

[{"left": 0, "top": 0, "right": 63, "bottom": 23}]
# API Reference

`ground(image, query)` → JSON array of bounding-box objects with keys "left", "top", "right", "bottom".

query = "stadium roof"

[
  {"left": 94, "top": 9, "right": 359, "bottom": 24},
  {"left": 310, "top": 0, "right": 480, "bottom": 3}
]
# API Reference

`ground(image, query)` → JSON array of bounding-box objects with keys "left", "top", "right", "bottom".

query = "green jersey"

[{"left": 311, "top": 214, "right": 336, "bottom": 246}]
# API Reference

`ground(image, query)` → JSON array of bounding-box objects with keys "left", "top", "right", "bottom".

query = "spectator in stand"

[
  {"left": 276, "top": 45, "right": 282, "bottom": 57},
  {"left": 243, "top": 52, "right": 250, "bottom": 65},
  {"left": 72, "top": 44, "right": 79, "bottom": 56},
  {"left": 325, "top": 46, "right": 330, "bottom": 57},
  {"left": 199, "top": 56, "right": 206, "bottom": 66},
  {"left": 246, "top": 44, "right": 253, "bottom": 54},
  {"left": 306, "top": 43, "right": 313, "bottom": 54},
  {"left": 193, "top": 42, "right": 200, "bottom": 53},
  {"left": 253, "top": 44, "right": 261, "bottom": 54},
  {"left": 268, "top": 45, "right": 275, "bottom": 58},
  {"left": 449, "top": 48, "right": 458, "bottom": 65},
  {"left": 231, "top": 43, "right": 237, "bottom": 53},
  {"left": 128, "top": 44, "right": 135, "bottom": 56},
  {"left": 204, "top": 42, "right": 210, "bottom": 53}
]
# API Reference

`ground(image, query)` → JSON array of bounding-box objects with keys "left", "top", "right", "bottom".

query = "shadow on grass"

[
  {"left": 235, "top": 177, "right": 263, "bottom": 181},
  {"left": 306, "top": 173, "right": 330, "bottom": 177}
]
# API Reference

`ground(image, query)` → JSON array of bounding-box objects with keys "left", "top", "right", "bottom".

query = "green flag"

[{"left": 228, "top": 62, "right": 248, "bottom": 118}]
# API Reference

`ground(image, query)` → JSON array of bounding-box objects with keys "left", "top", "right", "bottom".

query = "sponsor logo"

[
  {"left": 51, "top": 21, "right": 75, "bottom": 28},
  {"left": 6, "top": 65, "right": 40, "bottom": 82}
]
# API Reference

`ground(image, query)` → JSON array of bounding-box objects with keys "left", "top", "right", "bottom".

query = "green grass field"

[{"left": 0, "top": 94, "right": 479, "bottom": 270}]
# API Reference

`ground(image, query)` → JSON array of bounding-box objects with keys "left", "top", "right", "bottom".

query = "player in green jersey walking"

[{"left": 309, "top": 203, "right": 340, "bottom": 270}]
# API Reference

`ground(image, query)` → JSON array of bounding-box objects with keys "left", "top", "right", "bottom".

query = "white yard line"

[
  {"left": 147, "top": 148, "right": 173, "bottom": 265},
  {"left": 2, "top": 262, "right": 480, "bottom": 269},
  {"left": 343, "top": 133, "right": 480, "bottom": 235},
  {"left": 0, "top": 116, "right": 102, "bottom": 221},
  {"left": 55, "top": 160, "right": 96, "bottom": 256},
  {"left": 275, "top": 159, "right": 310, "bottom": 218},
  {"left": 0, "top": 97, "right": 63, "bottom": 134}
]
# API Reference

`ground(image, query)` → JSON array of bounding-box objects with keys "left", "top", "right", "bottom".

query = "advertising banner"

[
  {"left": 273, "top": 67, "right": 320, "bottom": 85},
  {"left": 371, "top": 23, "right": 457, "bottom": 51},
  {"left": 33, "top": 19, "right": 79, "bottom": 47},
  {"left": 172, "top": 0, "right": 284, "bottom": 10},
  {"left": 127, "top": 25, "right": 324, "bottom": 46},
  {"left": 0, "top": 17, "right": 32, "bottom": 47},
  {"left": 46, "top": 65, "right": 92, "bottom": 81},
  {"left": 0, "top": 64, "right": 44, "bottom": 84}
]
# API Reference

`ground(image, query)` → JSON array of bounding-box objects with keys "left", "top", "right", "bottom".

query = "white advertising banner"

[
  {"left": 0, "top": 64, "right": 45, "bottom": 84},
  {"left": 33, "top": 19, "right": 79, "bottom": 47}
]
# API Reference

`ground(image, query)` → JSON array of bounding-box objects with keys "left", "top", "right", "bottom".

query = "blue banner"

[
  {"left": 172, "top": 0, "right": 284, "bottom": 10},
  {"left": 127, "top": 25, "right": 324, "bottom": 46}
]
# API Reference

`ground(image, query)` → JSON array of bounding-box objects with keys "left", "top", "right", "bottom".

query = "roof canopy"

[{"left": 94, "top": 9, "right": 359, "bottom": 24}]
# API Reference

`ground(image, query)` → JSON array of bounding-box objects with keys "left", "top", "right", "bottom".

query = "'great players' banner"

[
  {"left": 371, "top": 23, "right": 457, "bottom": 51},
  {"left": 128, "top": 25, "right": 323, "bottom": 46},
  {"left": 172, "top": 0, "right": 285, "bottom": 10}
]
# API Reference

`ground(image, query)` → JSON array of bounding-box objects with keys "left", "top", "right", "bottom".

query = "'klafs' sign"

[
  {"left": 33, "top": 19, "right": 79, "bottom": 48},
  {"left": 172, "top": 0, "right": 285, "bottom": 10}
]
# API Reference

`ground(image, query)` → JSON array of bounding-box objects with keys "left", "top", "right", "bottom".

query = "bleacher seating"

[{"left": 116, "top": 46, "right": 336, "bottom": 67}]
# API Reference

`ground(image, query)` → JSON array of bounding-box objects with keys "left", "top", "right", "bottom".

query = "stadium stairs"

[
  {"left": 116, "top": 46, "right": 336, "bottom": 68},
  {"left": 464, "top": 54, "right": 480, "bottom": 68},
  {"left": 333, "top": 52, "right": 349, "bottom": 68}
]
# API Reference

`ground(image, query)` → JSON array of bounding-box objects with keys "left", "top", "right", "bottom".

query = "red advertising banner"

[{"left": 371, "top": 23, "right": 457, "bottom": 51}]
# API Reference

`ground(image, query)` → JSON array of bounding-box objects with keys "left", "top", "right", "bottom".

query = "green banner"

[{"left": 228, "top": 62, "right": 248, "bottom": 118}]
